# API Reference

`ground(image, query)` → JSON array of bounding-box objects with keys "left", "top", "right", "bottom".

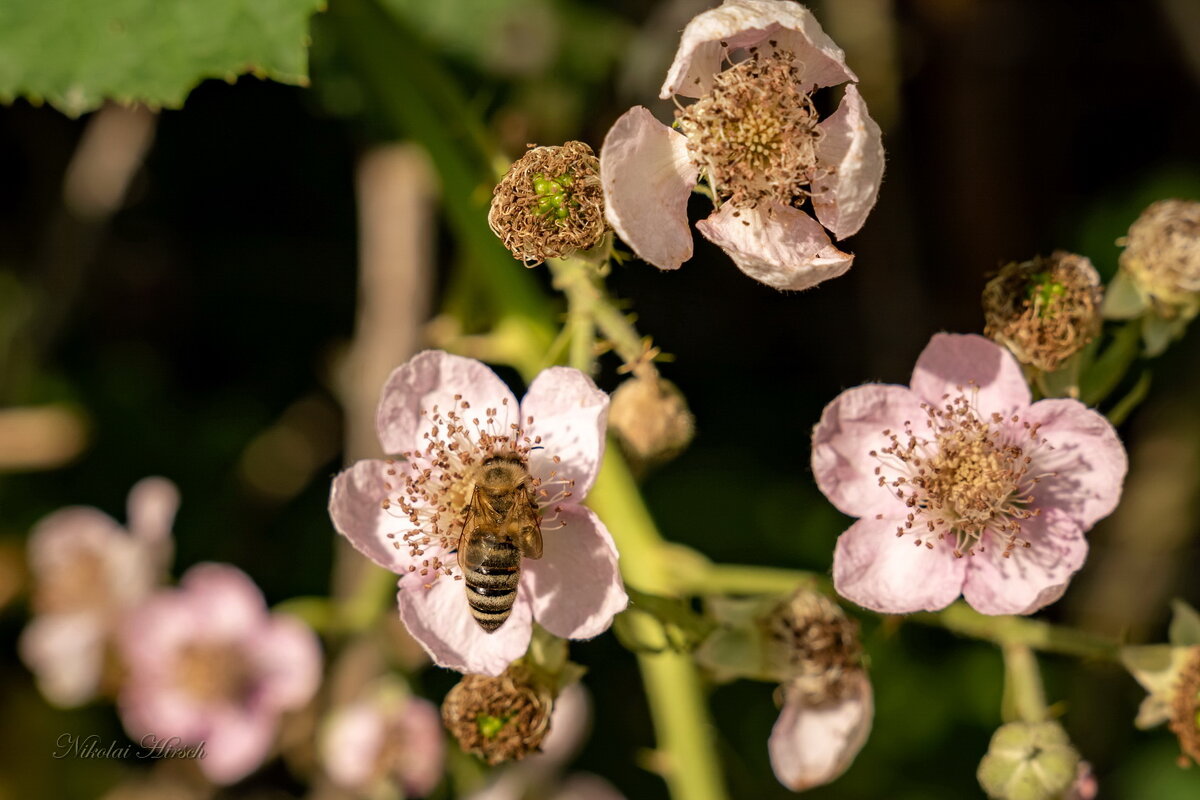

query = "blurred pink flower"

[
  {"left": 321, "top": 682, "right": 444, "bottom": 797},
  {"left": 769, "top": 671, "right": 873, "bottom": 792},
  {"left": 812, "top": 333, "right": 1127, "bottom": 615},
  {"left": 467, "top": 684, "right": 626, "bottom": 800},
  {"left": 117, "top": 563, "right": 322, "bottom": 785},
  {"left": 329, "top": 351, "right": 627, "bottom": 676},
  {"left": 1066, "top": 761, "right": 1098, "bottom": 800},
  {"left": 19, "top": 477, "right": 178, "bottom": 707},
  {"left": 600, "top": 0, "right": 884, "bottom": 290}
]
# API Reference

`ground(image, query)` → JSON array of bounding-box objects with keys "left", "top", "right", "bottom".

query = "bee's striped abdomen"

[{"left": 464, "top": 540, "right": 521, "bottom": 633}]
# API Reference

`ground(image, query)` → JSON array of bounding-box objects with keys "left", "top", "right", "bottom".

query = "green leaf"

[
  {"left": 1170, "top": 599, "right": 1200, "bottom": 646},
  {"left": 0, "top": 0, "right": 325, "bottom": 116}
]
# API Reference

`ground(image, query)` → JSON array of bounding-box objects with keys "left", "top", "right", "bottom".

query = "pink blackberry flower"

[
  {"left": 328, "top": 351, "right": 628, "bottom": 676},
  {"left": 116, "top": 563, "right": 322, "bottom": 784},
  {"left": 600, "top": 0, "right": 884, "bottom": 290},
  {"left": 812, "top": 334, "right": 1127, "bottom": 615},
  {"left": 321, "top": 682, "right": 444, "bottom": 797},
  {"left": 769, "top": 670, "right": 873, "bottom": 792},
  {"left": 19, "top": 477, "right": 178, "bottom": 707}
]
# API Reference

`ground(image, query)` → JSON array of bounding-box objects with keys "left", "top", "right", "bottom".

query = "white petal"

[
  {"left": 696, "top": 201, "right": 852, "bottom": 290},
  {"left": 522, "top": 367, "right": 609, "bottom": 500},
  {"left": 18, "top": 614, "right": 107, "bottom": 707},
  {"left": 812, "top": 84, "right": 885, "bottom": 240},
  {"left": 661, "top": 0, "right": 857, "bottom": 99},
  {"left": 329, "top": 459, "right": 423, "bottom": 575},
  {"left": 769, "top": 671, "right": 873, "bottom": 791},
  {"left": 376, "top": 350, "right": 517, "bottom": 456},
  {"left": 126, "top": 476, "right": 180, "bottom": 545},
  {"left": 396, "top": 573, "right": 533, "bottom": 676},
  {"left": 600, "top": 106, "right": 698, "bottom": 270}
]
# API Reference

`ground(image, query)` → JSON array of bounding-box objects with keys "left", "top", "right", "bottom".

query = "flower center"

[
  {"left": 1169, "top": 647, "right": 1200, "bottom": 767},
  {"left": 675, "top": 50, "right": 824, "bottom": 208},
  {"left": 441, "top": 668, "right": 553, "bottom": 765},
  {"left": 378, "top": 396, "right": 573, "bottom": 585},
  {"left": 872, "top": 390, "right": 1053, "bottom": 557},
  {"left": 766, "top": 591, "right": 862, "bottom": 704},
  {"left": 35, "top": 550, "right": 112, "bottom": 615},
  {"left": 175, "top": 642, "right": 254, "bottom": 705}
]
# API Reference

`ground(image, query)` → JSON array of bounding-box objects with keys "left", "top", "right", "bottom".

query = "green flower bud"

[{"left": 977, "top": 721, "right": 1080, "bottom": 800}]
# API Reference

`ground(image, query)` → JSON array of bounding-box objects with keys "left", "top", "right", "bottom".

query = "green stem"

[
  {"left": 1002, "top": 643, "right": 1048, "bottom": 723},
  {"left": 670, "top": 560, "right": 1120, "bottom": 661},
  {"left": 589, "top": 449, "right": 730, "bottom": 800}
]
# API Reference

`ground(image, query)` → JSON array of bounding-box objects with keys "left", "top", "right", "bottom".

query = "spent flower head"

[
  {"left": 1122, "top": 599, "right": 1200, "bottom": 766},
  {"left": 442, "top": 664, "right": 554, "bottom": 766},
  {"left": 19, "top": 477, "right": 178, "bottom": 707},
  {"left": 983, "top": 252, "right": 1102, "bottom": 373},
  {"left": 116, "top": 563, "right": 322, "bottom": 784},
  {"left": 600, "top": 0, "right": 884, "bottom": 290},
  {"left": 329, "top": 350, "right": 628, "bottom": 675},
  {"left": 608, "top": 375, "right": 695, "bottom": 468},
  {"left": 489, "top": 141, "right": 608, "bottom": 265},
  {"left": 812, "top": 333, "right": 1127, "bottom": 615}
]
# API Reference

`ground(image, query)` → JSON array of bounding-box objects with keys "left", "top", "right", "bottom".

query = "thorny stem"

[
  {"left": 589, "top": 450, "right": 730, "bottom": 800},
  {"left": 668, "top": 560, "right": 1121, "bottom": 662}
]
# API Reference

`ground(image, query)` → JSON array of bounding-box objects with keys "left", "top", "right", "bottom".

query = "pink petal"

[
  {"left": 696, "top": 202, "right": 853, "bottom": 290},
  {"left": 199, "top": 707, "right": 277, "bottom": 784},
  {"left": 395, "top": 697, "right": 446, "bottom": 796},
  {"left": 833, "top": 516, "right": 967, "bottom": 613},
  {"left": 19, "top": 613, "right": 106, "bottom": 707},
  {"left": 962, "top": 510, "right": 1088, "bottom": 615},
  {"left": 179, "top": 563, "right": 268, "bottom": 641},
  {"left": 524, "top": 507, "right": 628, "bottom": 640},
  {"left": 522, "top": 368, "right": 609, "bottom": 500},
  {"left": 768, "top": 671, "right": 873, "bottom": 791},
  {"left": 812, "top": 84, "right": 885, "bottom": 240},
  {"left": 910, "top": 333, "right": 1031, "bottom": 414},
  {"left": 540, "top": 682, "right": 591, "bottom": 767},
  {"left": 376, "top": 350, "right": 517, "bottom": 456},
  {"left": 322, "top": 704, "right": 384, "bottom": 787},
  {"left": 1023, "top": 399, "right": 1128, "bottom": 531},
  {"left": 251, "top": 614, "right": 322, "bottom": 710},
  {"left": 811, "top": 383, "right": 927, "bottom": 519},
  {"left": 329, "top": 459, "right": 422, "bottom": 575},
  {"left": 660, "top": 0, "right": 857, "bottom": 99},
  {"left": 600, "top": 106, "right": 698, "bottom": 270},
  {"left": 126, "top": 476, "right": 180, "bottom": 545},
  {"left": 396, "top": 573, "right": 533, "bottom": 676},
  {"left": 552, "top": 774, "right": 628, "bottom": 800}
]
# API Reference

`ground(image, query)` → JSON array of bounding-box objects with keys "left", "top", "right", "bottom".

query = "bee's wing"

[
  {"left": 509, "top": 487, "right": 543, "bottom": 560},
  {"left": 457, "top": 491, "right": 489, "bottom": 573}
]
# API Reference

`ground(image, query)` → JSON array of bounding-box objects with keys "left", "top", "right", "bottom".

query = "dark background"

[{"left": 1, "top": 0, "right": 1199, "bottom": 797}]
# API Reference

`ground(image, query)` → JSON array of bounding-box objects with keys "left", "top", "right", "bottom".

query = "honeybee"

[{"left": 458, "top": 454, "right": 543, "bottom": 633}]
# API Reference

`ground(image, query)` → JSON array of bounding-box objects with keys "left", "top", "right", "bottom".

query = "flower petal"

[
  {"left": 910, "top": 333, "right": 1031, "bottom": 413},
  {"left": 812, "top": 84, "right": 885, "bottom": 240},
  {"left": 812, "top": 383, "right": 926, "bottom": 519},
  {"left": 251, "top": 614, "right": 322, "bottom": 710},
  {"left": 660, "top": 0, "right": 857, "bottom": 99},
  {"left": 524, "top": 507, "right": 628, "bottom": 640},
  {"left": 329, "top": 459, "right": 422, "bottom": 575},
  {"left": 769, "top": 671, "right": 873, "bottom": 791},
  {"left": 199, "top": 708, "right": 277, "bottom": 784},
  {"left": 179, "top": 563, "right": 268, "bottom": 641},
  {"left": 18, "top": 613, "right": 106, "bottom": 707},
  {"left": 522, "top": 367, "right": 609, "bottom": 499},
  {"left": 962, "top": 510, "right": 1088, "bottom": 615},
  {"left": 696, "top": 202, "right": 853, "bottom": 290},
  {"left": 600, "top": 106, "right": 698, "bottom": 270},
  {"left": 833, "top": 516, "right": 967, "bottom": 613},
  {"left": 322, "top": 704, "right": 385, "bottom": 788},
  {"left": 376, "top": 350, "right": 517, "bottom": 456},
  {"left": 396, "top": 573, "right": 533, "bottom": 676},
  {"left": 1023, "top": 398, "right": 1128, "bottom": 531}
]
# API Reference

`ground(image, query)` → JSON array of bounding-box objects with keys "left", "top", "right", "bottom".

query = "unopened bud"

[
  {"left": 977, "top": 721, "right": 1080, "bottom": 800},
  {"left": 609, "top": 376, "right": 695, "bottom": 467},
  {"left": 441, "top": 665, "right": 553, "bottom": 765},
  {"left": 982, "top": 251, "right": 1101, "bottom": 372},
  {"left": 488, "top": 141, "right": 607, "bottom": 265},
  {"left": 766, "top": 590, "right": 862, "bottom": 703},
  {"left": 1119, "top": 199, "right": 1200, "bottom": 313}
]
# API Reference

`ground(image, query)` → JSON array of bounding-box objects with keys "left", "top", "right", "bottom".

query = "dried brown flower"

[
  {"left": 441, "top": 665, "right": 553, "bottom": 765},
  {"left": 1120, "top": 198, "right": 1200, "bottom": 312},
  {"left": 767, "top": 590, "right": 862, "bottom": 705}
]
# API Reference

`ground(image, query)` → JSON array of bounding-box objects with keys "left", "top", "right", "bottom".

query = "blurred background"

[{"left": 1, "top": 0, "right": 1199, "bottom": 797}]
